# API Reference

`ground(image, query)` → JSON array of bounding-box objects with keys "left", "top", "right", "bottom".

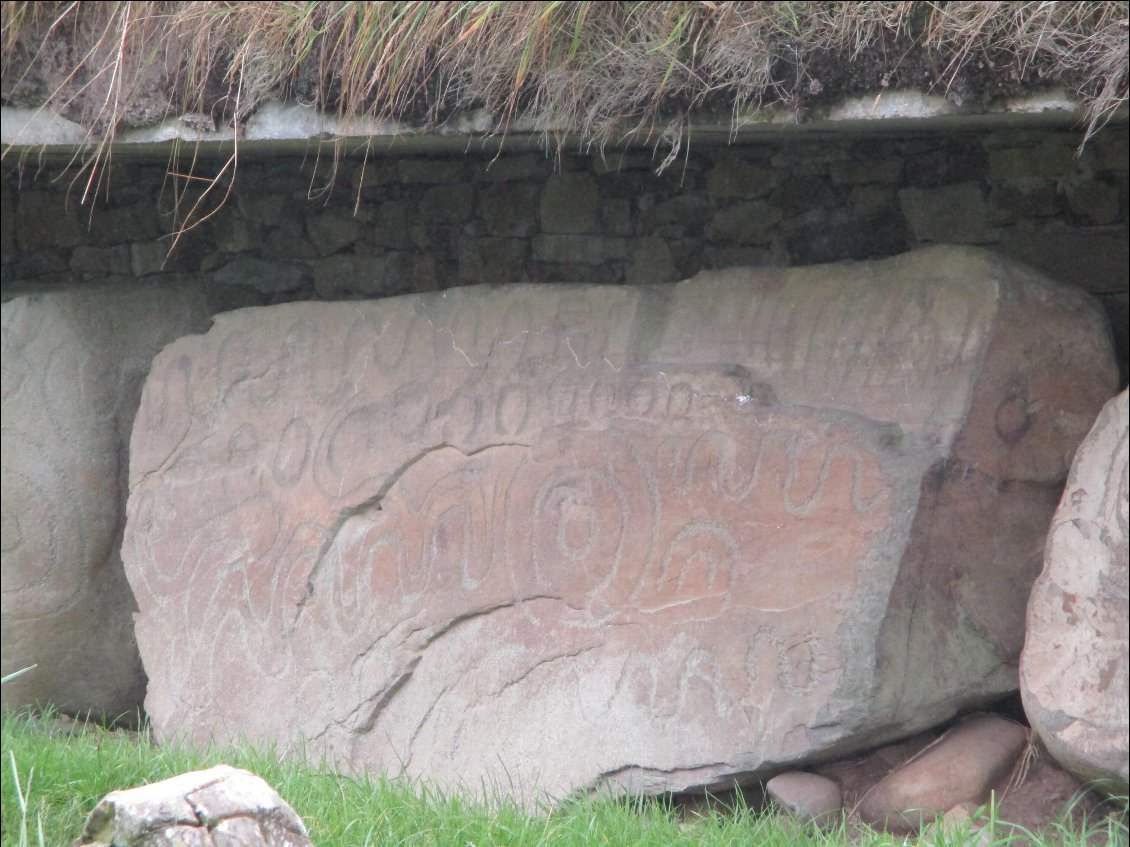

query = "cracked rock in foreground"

[{"left": 75, "top": 764, "right": 311, "bottom": 847}]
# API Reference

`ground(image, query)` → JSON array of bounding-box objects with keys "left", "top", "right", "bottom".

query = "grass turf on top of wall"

[{"left": 2, "top": 709, "right": 1127, "bottom": 847}]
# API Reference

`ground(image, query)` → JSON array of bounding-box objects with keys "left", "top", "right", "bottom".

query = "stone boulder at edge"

[
  {"left": 122, "top": 246, "right": 1118, "bottom": 803},
  {"left": 2, "top": 284, "right": 216, "bottom": 718},
  {"left": 1021, "top": 388, "right": 1129, "bottom": 794}
]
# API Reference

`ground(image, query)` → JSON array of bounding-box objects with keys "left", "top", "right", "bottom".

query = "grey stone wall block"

[
  {"left": 707, "top": 156, "right": 774, "bottom": 200},
  {"left": 479, "top": 182, "right": 540, "bottom": 237},
  {"left": 898, "top": 182, "right": 996, "bottom": 244},
  {"left": 532, "top": 233, "right": 626, "bottom": 264},
  {"left": 707, "top": 202, "right": 783, "bottom": 245},
  {"left": 16, "top": 191, "right": 84, "bottom": 249},
  {"left": 540, "top": 173, "right": 599, "bottom": 234},
  {"left": 306, "top": 208, "right": 364, "bottom": 256}
]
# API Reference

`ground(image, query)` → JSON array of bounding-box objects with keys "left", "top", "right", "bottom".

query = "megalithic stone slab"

[
  {"left": 1021, "top": 388, "right": 1129, "bottom": 794},
  {"left": 1, "top": 284, "right": 217, "bottom": 719},
  {"left": 122, "top": 246, "right": 1117, "bottom": 803}
]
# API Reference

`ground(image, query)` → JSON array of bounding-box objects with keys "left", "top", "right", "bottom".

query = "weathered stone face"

[
  {"left": 123, "top": 247, "right": 1117, "bottom": 803},
  {"left": 1, "top": 285, "right": 216, "bottom": 718},
  {"left": 76, "top": 764, "right": 311, "bottom": 847},
  {"left": 1021, "top": 388, "right": 1129, "bottom": 794}
]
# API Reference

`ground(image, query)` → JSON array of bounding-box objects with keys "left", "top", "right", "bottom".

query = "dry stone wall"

[{"left": 2, "top": 127, "right": 1127, "bottom": 383}]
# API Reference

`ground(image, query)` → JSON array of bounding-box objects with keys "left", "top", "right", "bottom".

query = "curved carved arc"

[
  {"left": 0, "top": 347, "right": 32, "bottom": 406},
  {"left": 127, "top": 490, "right": 281, "bottom": 607},
  {"left": 42, "top": 336, "right": 119, "bottom": 430},
  {"left": 493, "top": 383, "right": 532, "bottom": 439},
  {"left": 546, "top": 374, "right": 581, "bottom": 426},
  {"left": 412, "top": 467, "right": 496, "bottom": 595},
  {"left": 267, "top": 520, "right": 337, "bottom": 634},
  {"left": 337, "top": 312, "right": 384, "bottom": 388},
  {"left": 219, "top": 315, "right": 343, "bottom": 409},
  {"left": 200, "top": 599, "right": 294, "bottom": 734},
  {"left": 313, "top": 450, "right": 521, "bottom": 647},
  {"left": 278, "top": 315, "right": 363, "bottom": 406},
  {"left": 149, "top": 572, "right": 258, "bottom": 745},
  {"left": 323, "top": 517, "right": 412, "bottom": 642},
  {"left": 867, "top": 281, "right": 980, "bottom": 385},
  {"left": 272, "top": 417, "right": 313, "bottom": 488},
  {"left": 504, "top": 430, "right": 657, "bottom": 622},
  {"left": 391, "top": 450, "right": 525, "bottom": 601},
  {"left": 633, "top": 521, "right": 738, "bottom": 623},
  {"left": 744, "top": 626, "right": 832, "bottom": 706},
  {"left": 680, "top": 426, "right": 791, "bottom": 502},
  {"left": 361, "top": 312, "right": 437, "bottom": 377},
  {"left": 606, "top": 640, "right": 740, "bottom": 724},
  {"left": 213, "top": 328, "right": 268, "bottom": 412},
  {"left": 131, "top": 350, "right": 195, "bottom": 482},
  {"left": 675, "top": 647, "right": 735, "bottom": 721},
  {"left": 488, "top": 298, "right": 553, "bottom": 365},
  {"left": 820, "top": 285, "right": 887, "bottom": 391},
  {"left": 0, "top": 298, "right": 47, "bottom": 365},
  {"left": 780, "top": 441, "right": 888, "bottom": 517},
  {"left": 233, "top": 500, "right": 297, "bottom": 628},
  {"left": 0, "top": 427, "right": 88, "bottom": 616},
  {"left": 313, "top": 401, "right": 399, "bottom": 502},
  {"left": 680, "top": 424, "right": 887, "bottom": 518},
  {"left": 426, "top": 293, "right": 486, "bottom": 366},
  {"left": 622, "top": 376, "right": 660, "bottom": 419},
  {"left": 432, "top": 388, "right": 484, "bottom": 446},
  {"left": 553, "top": 293, "right": 614, "bottom": 368},
  {"left": 607, "top": 650, "right": 662, "bottom": 715}
]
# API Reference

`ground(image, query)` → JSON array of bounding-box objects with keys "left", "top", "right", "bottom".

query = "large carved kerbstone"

[
  {"left": 123, "top": 247, "right": 1117, "bottom": 802},
  {"left": 1021, "top": 389, "right": 1129, "bottom": 794},
  {"left": 1, "top": 285, "right": 216, "bottom": 718}
]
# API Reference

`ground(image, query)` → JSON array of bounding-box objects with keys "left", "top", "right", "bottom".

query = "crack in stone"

[
  {"left": 409, "top": 594, "right": 562, "bottom": 649},
  {"left": 487, "top": 643, "right": 603, "bottom": 700},
  {"left": 365, "top": 597, "right": 572, "bottom": 753},
  {"left": 404, "top": 683, "right": 450, "bottom": 759},
  {"left": 349, "top": 656, "right": 421, "bottom": 735},
  {"left": 293, "top": 441, "right": 529, "bottom": 625},
  {"left": 579, "top": 761, "right": 745, "bottom": 800}
]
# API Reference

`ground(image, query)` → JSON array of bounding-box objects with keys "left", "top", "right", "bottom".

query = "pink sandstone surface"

[
  {"left": 122, "top": 246, "right": 1118, "bottom": 802},
  {"left": 1021, "top": 388, "right": 1129, "bottom": 794}
]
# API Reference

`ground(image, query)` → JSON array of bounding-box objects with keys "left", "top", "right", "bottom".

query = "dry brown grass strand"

[
  {"left": 4, "top": 1, "right": 1126, "bottom": 144},
  {"left": 2, "top": 1, "right": 1126, "bottom": 238}
]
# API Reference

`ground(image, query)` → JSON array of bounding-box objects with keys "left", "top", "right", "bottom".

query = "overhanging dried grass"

[
  {"left": 3, "top": 2, "right": 1126, "bottom": 140},
  {"left": 2, "top": 2, "right": 1126, "bottom": 237}
]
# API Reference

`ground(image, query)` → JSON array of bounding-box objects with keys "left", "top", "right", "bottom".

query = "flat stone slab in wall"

[
  {"left": 1, "top": 284, "right": 216, "bottom": 718},
  {"left": 123, "top": 246, "right": 1117, "bottom": 803},
  {"left": 1021, "top": 388, "right": 1129, "bottom": 794}
]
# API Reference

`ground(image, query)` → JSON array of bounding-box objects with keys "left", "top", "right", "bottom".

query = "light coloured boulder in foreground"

[
  {"left": 1, "top": 284, "right": 215, "bottom": 718},
  {"left": 1021, "top": 389, "right": 1129, "bottom": 794},
  {"left": 123, "top": 247, "right": 1117, "bottom": 803},
  {"left": 75, "top": 764, "right": 311, "bottom": 847}
]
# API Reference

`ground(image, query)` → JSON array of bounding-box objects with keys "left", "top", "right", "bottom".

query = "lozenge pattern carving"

[
  {"left": 125, "top": 250, "right": 1118, "bottom": 802},
  {"left": 126, "top": 287, "right": 901, "bottom": 793}
]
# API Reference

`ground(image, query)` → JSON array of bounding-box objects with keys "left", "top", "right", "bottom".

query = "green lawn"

[{"left": 2, "top": 710, "right": 1125, "bottom": 847}]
